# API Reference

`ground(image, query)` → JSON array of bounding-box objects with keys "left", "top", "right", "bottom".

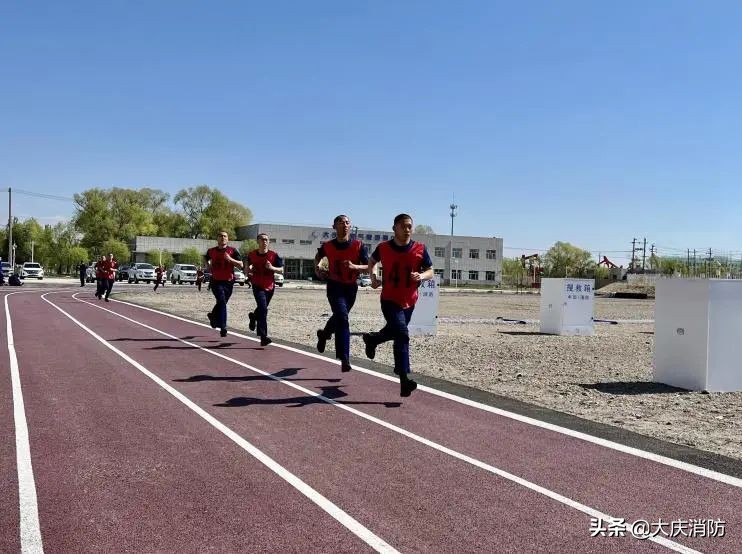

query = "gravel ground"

[{"left": 114, "top": 284, "right": 742, "bottom": 461}]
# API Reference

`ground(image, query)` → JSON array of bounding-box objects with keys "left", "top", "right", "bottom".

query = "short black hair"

[
  {"left": 333, "top": 214, "right": 349, "bottom": 226},
  {"left": 393, "top": 213, "right": 413, "bottom": 226},
  {"left": 257, "top": 232, "right": 269, "bottom": 240}
]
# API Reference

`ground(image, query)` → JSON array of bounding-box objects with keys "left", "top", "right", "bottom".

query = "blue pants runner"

[
  {"left": 105, "top": 278, "right": 115, "bottom": 299},
  {"left": 368, "top": 300, "right": 415, "bottom": 374},
  {"left": 322, "top": 281, "right": 358, "bottom": 363},
  {"left": 252, "top": 287, "right": 274, "bottom": 338},
  {"left": 210, "top": 280, "right": 234, "bottom": 329}
]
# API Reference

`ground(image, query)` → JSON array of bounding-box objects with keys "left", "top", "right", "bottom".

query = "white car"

[
  {"left": 234, "top": 268, "right": 247, "bottom": 286},
  {"left": 170, "top": 264, "right": 198, "bottom": 284},
  {"left": 127, "top": 263, "right": 157, "bottom": 283},
  {"left": 357, "top": 274, "right": 372, "bottom": 287},
  {"left": 21, "top": 262, "right": 44, "bottom": 280},
  {"left": 274, "top": 273, "right": 284, "bottom": 287}
]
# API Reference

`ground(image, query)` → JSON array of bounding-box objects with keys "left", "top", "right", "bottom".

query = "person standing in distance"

[
  {"left": 205, "top": 231, "right": 243, "bottom": 337},
  {"left": 314, "top": 215, "right": 368, "bottom": 372},
  {"left": 246, "top": 233, "right": 283, "bottom": 346},
  {"left": 348, "top": 213, "right": 433, "bottom": 397},
  {"left": 78, "top": 261, "right": 87, "bottom": 287}
]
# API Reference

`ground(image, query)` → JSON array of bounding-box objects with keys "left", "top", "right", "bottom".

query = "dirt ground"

[{"left": 114, "top": 285, "right": 742, "bottom": 461}]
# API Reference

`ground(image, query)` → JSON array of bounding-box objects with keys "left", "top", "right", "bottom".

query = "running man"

[
  {"left": 196, "top": 266, "right": 204, "bottom": 292},
  {"left": 153, "top": 264, "right": 165, "bottom": 292},
  {"left": 246, "top": 233, "right": 283, "bottom": 347},
  {"left": 348, "top": 213, "right": 433, "bottom": 397},
  {"left": 95, "top": 255, "right": 107, "bottom": 299},
  {"left": 314, "top": 215, "right": 368, "bottom": 372},
  {"left": 205, "top": 231, "right": 243, "bottom": 337},
  {"left": 103, "top": 253, "right": 118, "bottom": 302}
]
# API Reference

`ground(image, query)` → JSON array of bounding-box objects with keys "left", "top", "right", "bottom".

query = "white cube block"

[
  {"left": 539, "top": 278, "right": 595, "bottom": 336},
  {"left": 655, "top": 279, "right": 742, "bottom": 392}
]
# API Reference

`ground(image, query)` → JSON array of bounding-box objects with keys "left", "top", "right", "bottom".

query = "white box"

[
  {"left": 654, "top": 279, "right": 742, "bottom": 392},
  {"left": 539, "top": 278, "right": 595, "bottom": 336},
  {"left": 409, "top": 275, "right": 440, "bottom": 336}
]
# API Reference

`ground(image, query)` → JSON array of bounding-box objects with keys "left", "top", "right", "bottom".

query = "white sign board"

[
  {"left": 409, "top": 275, "right": 440, "bottom": 336},
  {"left": 539, "top": 278, "right": 595, "bottom": 336},
  {"left": 655, "top": 279, "right": 742, "bottom": 392}
]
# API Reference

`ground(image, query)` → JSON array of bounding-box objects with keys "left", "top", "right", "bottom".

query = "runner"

[
  {"left": 314, "top": 214, "right": 368, "bottom": 372},
  {"left": 205, "top": 231, "right": 243, "bottom": 337},
  {"left": 246, "top": 233, "right": 283, "bottom": 347}
]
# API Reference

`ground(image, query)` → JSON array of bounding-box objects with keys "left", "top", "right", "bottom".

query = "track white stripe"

[
  {"left": 108, "top": 295, "right": 742, "bottom": 489},
  {"left": 4, "top": 292, "right": 44, "bottom": 554},
  {"left": 39, "top": 293, "right": 397, "bottom": 554},
  {"left": 68, "top": 292, "right": 697, "bottom": 553}
]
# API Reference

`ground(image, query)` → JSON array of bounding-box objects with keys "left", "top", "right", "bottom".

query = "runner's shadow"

[
  {"left": 578, "top": 381, "right": 689, "bottom": 395},
  {"left": 499, "top": 331, "right": 551, "bottom": 336},
  {"left": 215, "top": 385, "right": 402, "bottom": 409},
  {"left": 174, "top": 367, "right": 341, "bottom": 384},
  {"left": 146, "top": 342, "right": 262, "bottom": 350},
  {"left": 110, "top": 336, "right": 201, "bottom": 342}
]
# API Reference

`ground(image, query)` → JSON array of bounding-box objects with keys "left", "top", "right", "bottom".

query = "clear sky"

[{"left": 2, "top": 1, "right": 742, "bottom": 265}]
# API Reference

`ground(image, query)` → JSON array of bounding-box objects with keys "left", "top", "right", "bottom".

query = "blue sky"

[{"left": 2, "top": 1, "right": 742, "bottom": 265}]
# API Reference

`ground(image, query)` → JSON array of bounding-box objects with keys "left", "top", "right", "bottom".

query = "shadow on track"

[
  {"left": 215, "top": 384, "right": 402, "bottom": 409},
  {"left": 174, "top": 367, "right": 341, "bottom": 384}
]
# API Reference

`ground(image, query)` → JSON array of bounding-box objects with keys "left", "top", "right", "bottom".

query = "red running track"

[{"left": 2, "top": 288, "right": 741, "bottom": 553}]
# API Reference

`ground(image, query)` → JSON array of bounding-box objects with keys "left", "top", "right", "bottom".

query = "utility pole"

[
  {"left": 641, "top": 238, "right": 647, "bottom": 272},
  {"left": 693, "top": 249, "right": 697, "bottom": 277},
  {"left": 631, "top": 238, "right": 637, "bottom": 272},
  {"left": 31, "top": 240, "right": 35, "bottom": 263},
  {"left": 687, "top": 249, "right": 691, "bottom": 276},
  {"left": 707, "top": 248, "right": 713, "bottom": 278},
  {"left": 449, "top": 198, "right": 458, "bottom": 286},
  {"left": 7, "top": 187, "right": 12, "bottom": 268},
  {"left": 449, "top": 199, "right": 458, "bottom": 237}
]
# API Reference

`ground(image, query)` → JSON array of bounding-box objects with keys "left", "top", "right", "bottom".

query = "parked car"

[
  {"left": 85, "top": 263, "right": 96, "bottom": 282},
  {"left": 127, "top": 263, "right": 157, "bottom": 283},
  {"left": 357, "top": 274, "right": 372, "bottom": 287},
  {"left": 170, "top": 264, "right": 198, "bottom": 284},
  {"left": 20, "top": 262, "right": 44, "bottom": 280},
  {"left": 112, "top": 265, "right": 129, "bottom": 281},
  {"left": 274, "top": 273, "right": 284, "bottom": 287},
  {"left": 233, "top": 268, "right": 247, "bottom": 286},
  {"left": 1, "top": 261, "right": 12, "bottom": 274}
]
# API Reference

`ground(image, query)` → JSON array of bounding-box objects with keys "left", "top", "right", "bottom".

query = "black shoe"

[
  {"left": 207, "top": 312, "right": 217, "bottom": 328},
  {"left": 341, "top": 360, "right": 352, "bottom": 373},
  {"left": 362, "top": 333, "right": 376, "bottom": 360},
  {"left": 248, "top": 312, "right": 256, "bottom": 331},
  {"left": 316, "top": 329, "right": 327, "bottom": 353},
  {"left": 220, "top": 328, "right": 228, "bottom": 337},
  {"left": 105, "top": 297, "right": 110, "bottom": 302},
  {"left": 400, "top": 379, "right": 417, "bottom": 397},
  {"left": 260, "top": 335, "right": 272, "bottom": 347}
]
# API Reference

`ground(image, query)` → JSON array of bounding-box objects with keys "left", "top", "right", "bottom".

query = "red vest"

[
  {"left": 378, "top": 241, "right": 426, "bottom": 308},
  {"left": 207, "top": 246, "right": 238, "bottom": 281},
  {"left": 103, "top": 260, "right": 117, "bottom": 280},
  {"left": 95, "top": 261, "right": 105, "bottom": 279},
  {"left": 324, "top": 240, "right": 363, "bottom": 285},
  {"left": 248, "top": 250, "right": 279, "bottom": 291}
]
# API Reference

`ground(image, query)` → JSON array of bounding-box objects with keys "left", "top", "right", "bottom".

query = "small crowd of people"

[{"left": 73, "top": 212, "right": 431, "bottom": 398}]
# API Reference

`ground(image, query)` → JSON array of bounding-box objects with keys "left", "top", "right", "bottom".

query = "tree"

[
  {"left": 414, "top": 224, "right": 435, "bottom": 235},
  {"left": 101, "top": 239, "right": 130, "bottom": 264},
  {"left": 174, "top": 185, "right": 252, "bottom": 239},
  {"left": 501, "top": 257, "right": 527, "bottom": 288},
  {"left": 179, "top": 246, "right": 203, "bottom": 266},
  {"left": 240, "top": 239, "right": 258, "bottom": 259},
  {"left": 542, "top": 242, "right": 595, "bottom": 277},
  {"left": 146, "top": 249, "right": 174, "bottom": 268}
]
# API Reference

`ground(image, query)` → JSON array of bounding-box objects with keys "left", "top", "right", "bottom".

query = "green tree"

[
  {"left": 101, "top": 239, "right": 131, "bottom": 264},
  {"left": 542, "top": 242, "right": 595, "bottom": 277},
  {"left": 146, "top": 249, "right": 174, "bottom": 268},
  {"left": 414, "top": 224, "right": 435, "bottom": 235},
  {"left": 174, "top": 185, "right": 252, "bottom": 239},
  {"left": 501, "top": 257, "right": 527, "bottom": 287},
  {"left": 240, "top": 239, "right": 258, "bottom": 259},
  {"left": 179, "top": 246, "right": 203, "bottom": 266}
]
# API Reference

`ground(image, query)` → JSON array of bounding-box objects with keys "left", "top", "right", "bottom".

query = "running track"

[{"left": 2, "top": 287, "right": 741, "bottom": 553}]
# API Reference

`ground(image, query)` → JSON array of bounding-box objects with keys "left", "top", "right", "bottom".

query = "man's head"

[
  {"left": 392, "top": 213, "right": 413, "bottom": 244},
  {"left": 217, "top": 231, "right": 229, "bottom": 247},
  {"left": 100, "top": 255, "right": 107, "bottom": 261},
  {"left": 333, "top": 214, "right": 351, "bottom": 241},
  {"left": 257, "top": 233, "right": 270, "bottom": 252},
  {"left": 108, "top": 253, "right": 114, "bottom": 260}
]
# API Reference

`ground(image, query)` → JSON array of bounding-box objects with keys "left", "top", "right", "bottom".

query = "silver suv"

[
  {"left": 170, "top": 264, "right": 198, "bottom": 284},
  {"left": 127, "top": 263, "right": 156, "bottom": 283},
  {"left": 21, "top": 262, "right": 44, "bottom": 280}
]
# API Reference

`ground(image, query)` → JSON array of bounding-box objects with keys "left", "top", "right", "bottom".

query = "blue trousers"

[
  {"left": 369, "top": 300, "right": 415, "bottom": 374},
  {"left": 322, "top": 281, "right": 358, "bottom": 362},
  {"left": 252, "top": 287, "right": 274, "bottom": 337},
  {"left": 210, "top": 280, "right": 234, "bottom": 329}
]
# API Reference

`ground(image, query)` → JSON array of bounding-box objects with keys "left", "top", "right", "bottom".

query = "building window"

[
  {"left": 300, "top": 240, "right": 313, "bottom": 245},
  {"left": 468, "top": 271, "right": 479, "bottom": 280},
  {"left": 383, "top": 235, "right": 389, "bottom": 240},
  {"left": 282, "top": 239, "right": 295, "bottom": 244},
  {"left": 366, "top": 234, "right": 373, "bottom": 240},
  {"left": 486, "top": 249, "right": 497, "bottom": 260},
  {"left": 451, "top": 269, "right": 462, "bottom": 279},
  {"left": 269, "top": 238, "right": 277, "bottom": 244},
  {"left": 434, "top": 269, "right": 444, "bottom": 278},
  {"left": 469, "top": 249, "right": 479, "bottom": 259},
  {"left": 373, "top": 234, "right": 380, "bottom": 241},
  {"left": 452, "top": 248, "right": 462, "bottom": 258},
  {"left": 486, "top": 271, "right": 496, "bottom": 281},
  {"left": 434, "top": 247, "right": 446, "bottom": 258}
]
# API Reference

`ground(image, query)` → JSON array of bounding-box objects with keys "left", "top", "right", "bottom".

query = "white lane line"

[
  {"left": 39, "top": 292, "right": 397, "bottom": 554},
  {"left": 4, "top": 292, "right": 44, "bottom": 554},
  {"left": 108, "top": 295, "right": 742, "bottom": 489},
  {"left": 69, "top": 292, "right": 697, "bottom": 553}
]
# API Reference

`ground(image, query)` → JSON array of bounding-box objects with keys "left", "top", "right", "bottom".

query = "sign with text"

[{"left": 409, "top": 275, "right": 440, "bottom": 336}]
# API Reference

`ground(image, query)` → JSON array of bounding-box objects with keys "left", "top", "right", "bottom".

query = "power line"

[{"left": 13, "top": 189, "right": 75, "bottom": 202}]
